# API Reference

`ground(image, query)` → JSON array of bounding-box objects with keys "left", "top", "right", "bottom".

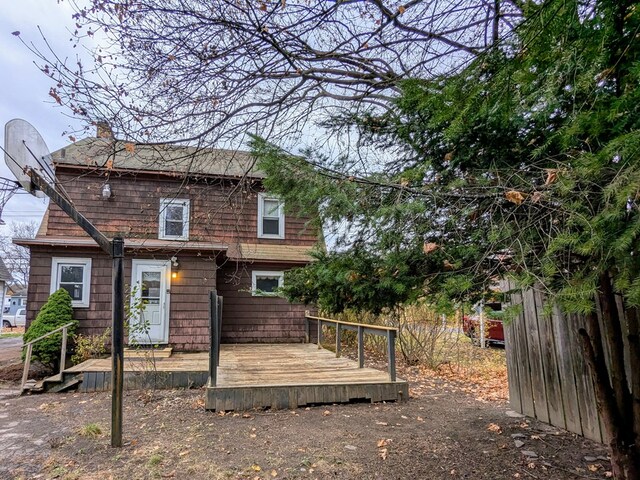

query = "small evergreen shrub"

[{"left": 23, "top": 289, "right": 78, "bottom": 370}]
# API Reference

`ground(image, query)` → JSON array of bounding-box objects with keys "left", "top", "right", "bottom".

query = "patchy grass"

[
  {"left": 0, "top": 332, "right": 23, "bottom": 338},
  {"left": 147, "top": 453, "right": 164, "bottom": 467},
  {"left": 78, "top": 422, "right": 102, "bottom": 437}
]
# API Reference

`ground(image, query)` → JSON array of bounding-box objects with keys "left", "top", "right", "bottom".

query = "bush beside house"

[{"left": 23, "top": 289, "right": 77, "bottom": 371}]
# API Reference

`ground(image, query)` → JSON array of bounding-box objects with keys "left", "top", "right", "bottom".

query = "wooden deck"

[{"left": 62, "top": 344, "right": 409, "bottom": 410}]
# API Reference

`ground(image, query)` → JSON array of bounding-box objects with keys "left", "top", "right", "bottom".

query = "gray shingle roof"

[
  {"left": 0, "top": 258, "right": 13, "bottom": 282},
  {"left": 51, "top": 138, "right": 263, "bottom": 179}
]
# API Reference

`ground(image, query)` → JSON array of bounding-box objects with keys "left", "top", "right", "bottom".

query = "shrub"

[
  {"left": 71, "top": 328, "right": 111, "bottom": 365},
  {"left": 23, "top": 289, "right": 78, "bottom": 370}
]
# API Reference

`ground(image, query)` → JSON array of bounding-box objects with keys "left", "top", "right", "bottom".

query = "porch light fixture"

[
  {"left": 101, "top": 183, "right": 112, "bottom": 200},
  {"left": 170, "top": 256, "right": 179, "bottom": 279}
]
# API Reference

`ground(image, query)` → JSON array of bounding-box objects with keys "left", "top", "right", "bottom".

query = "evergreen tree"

[
  {"left": 254, "top": 1, "right": 640, "bottom": 477},
  {"left": 23, "top": 289, "right": 77, "bottom": 371}
]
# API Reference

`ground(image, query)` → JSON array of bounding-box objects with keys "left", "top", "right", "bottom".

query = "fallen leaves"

[
  {"left": 423, "top": 242, "right": 439, "bottom": 254},
  {"left": 377, "top": 438, "right": 392, "bottom": 460},
  {"left": 487, "top": 423, "right": 502, "bottom": 434},
  {"left": 544, "top": 169, "right": 558, "bottom": 185},
  {"left": 505, "top": 190, "right": 526, "bottom": 205}
]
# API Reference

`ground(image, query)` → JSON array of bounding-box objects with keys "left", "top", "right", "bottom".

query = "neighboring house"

[
  {"left": 5, "top": 286, "right": 27, "bottom": 314},
  {"left": 0, "top": 259, "right": 12, "bottom": 325},
  {"left": 15, "top": 134, "right": 319, "bottom": 350}
]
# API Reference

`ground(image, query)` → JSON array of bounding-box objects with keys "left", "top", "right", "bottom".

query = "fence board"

[
  {"left": 567, "top": 313, "right": 603, "bottom": 442},
  {"left": 532, "top": 288, "right": 566, "bottom": 430},
  {"left": 550, "top": 304, "right": 582, "bottom": 436},
  {"left": 505, "top": 286, "right": 616, "bottom": 443},
  {"left": 509, "top": 289, "right": 536, "bottom": 417},
  {"left": 503, "top": 316, "right": 522, "bottom": 413},
  {"left": 523, "top": 288, "right": 550, "bottom": 423}
]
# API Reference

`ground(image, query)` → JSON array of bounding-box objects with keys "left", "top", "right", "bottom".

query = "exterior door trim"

[{"left": 130, "top": 259, "right": 171, "bottom": 344}]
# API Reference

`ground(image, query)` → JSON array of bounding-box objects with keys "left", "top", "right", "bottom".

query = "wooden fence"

[{"left": 504, "top": 286, "right": 607, "bottom": 442}]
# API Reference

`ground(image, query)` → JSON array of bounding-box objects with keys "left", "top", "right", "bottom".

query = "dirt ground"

[{"left": 0, "top": 356, "right": 613, "bottom": 480}]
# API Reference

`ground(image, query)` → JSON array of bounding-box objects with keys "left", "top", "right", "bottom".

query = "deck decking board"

[{"left": 64, "top": 344, "right": 408, "bottom": 409}]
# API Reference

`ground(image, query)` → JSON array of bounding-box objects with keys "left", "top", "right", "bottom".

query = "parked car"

[
  {"left": 462, "top": 302, "right": 505, "bottom": 346},
  {"left": 2, "top": 308, "right": 26, "bottom": 328}
]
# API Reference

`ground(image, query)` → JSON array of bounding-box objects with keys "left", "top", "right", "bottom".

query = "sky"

[{"left": 0, "top": 0, "right": 84, "bottom": 233}]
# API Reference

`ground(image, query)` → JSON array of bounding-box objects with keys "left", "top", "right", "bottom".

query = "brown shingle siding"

[{"left": 44, "top": 169, "right": 318, "bottom": 248}]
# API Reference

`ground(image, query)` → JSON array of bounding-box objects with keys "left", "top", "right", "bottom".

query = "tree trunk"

[{"left": 578, "top": 273, "right": 640, "bottom": 479}]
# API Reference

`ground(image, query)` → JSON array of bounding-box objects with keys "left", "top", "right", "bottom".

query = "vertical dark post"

[
  {"left": 216, "top": 295, "right": 223, "bottom": 367},
  {"left": 208, "top": 290, "right": 218, "bottom": 387},
  {"left": 111, "top": 237, "right": 125, "bottom": 448},
  {"left": 304, "top": 312, "right": 310, "bottom": 343},
  {"left": 357, "top": 325, "right": 364, "bottom": 368},
  {"left": 387, "top": 329, "right": 396, "bottom": 382},
  {"left": 335, "top": 323, "right": 342, "bottom": 358},
  {"left": 317, "top": 319, "right": 322, "bottom": 349}
]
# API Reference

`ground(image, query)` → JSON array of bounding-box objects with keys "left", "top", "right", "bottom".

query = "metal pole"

[{"left": 111, "top": 237, "right": 125, "bottom": 447}]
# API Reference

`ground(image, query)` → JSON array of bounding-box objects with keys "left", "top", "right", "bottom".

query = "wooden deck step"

[
  {"left": 124, "top": 347, "right": 173, "bottom": 358},
  {"left": 47, "top": 373, "right": 83, "bottom": 393}
]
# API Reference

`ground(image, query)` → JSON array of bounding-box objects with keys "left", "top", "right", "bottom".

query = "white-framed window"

[
  {"left": 251, "top": 270, "right": 284, "bottom": 296},
  {"left": 159, "top": 198, "right": 190, "bottom": 241},
  {"left": 257, "top": 193, "right": 285, "bottom": 239},
  {"left": 50, "top": 257, "right": 92, "bottom": 307}
]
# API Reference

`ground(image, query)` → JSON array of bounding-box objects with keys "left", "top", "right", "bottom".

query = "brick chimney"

[{"left": 96, "top": 120, "right": 114, "bottom": 139}]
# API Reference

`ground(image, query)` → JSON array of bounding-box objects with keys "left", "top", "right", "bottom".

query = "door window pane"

[{"left": 141, "top": 271, "right": 161, "bottom": 304}]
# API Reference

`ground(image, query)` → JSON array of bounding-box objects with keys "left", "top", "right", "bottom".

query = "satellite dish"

[{"left": 4, "top": 119, "right": 56, "bottom": 198}]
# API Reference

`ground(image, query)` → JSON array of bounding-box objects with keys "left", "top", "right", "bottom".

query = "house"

[
  {"left": 15, "top": 134, "right": 320, "bottom": 350},
  {"left": 0, "top": 259, "right": 12, "bottom": 326},
  {"left": 5, "top": 286, "right": 27, "bottom": 314}
]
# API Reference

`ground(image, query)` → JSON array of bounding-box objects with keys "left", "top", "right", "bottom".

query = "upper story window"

[
  {"left": 50, "top": 257, "right": 92, "bottom": 307},
  {"left": 159, "top": 198, "right": 190, "bottom": 241},
  {"left": 257, "top": 193, "right": 284, "bottom": 239}
]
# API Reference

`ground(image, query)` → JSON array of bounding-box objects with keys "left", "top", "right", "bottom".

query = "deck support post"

[
  {"left": 358, "top": 326, "right": 364, "bottom": 368},
  {"left": 387, "top": 329, "right": 396, "bottom": 382},
  {"left": 335, "top": 324, "right": 342, "bottom": 358},
  {"left": 111, "top": 237, "right": 125, "bottom": 448},
  {"left": 317, "top": 319, "right": 322, "bottom": 349}
]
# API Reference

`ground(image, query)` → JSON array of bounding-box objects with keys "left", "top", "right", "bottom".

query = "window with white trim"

[
  {"left": 50, "top": 258, "right": 92, "bottom": 307},
  {"left": 159, "top": 198, "right": 190, "bottom": 241},
  {"left": 257, "top": 193, "right": 285, "bottom": 239},
  {"left": 252, "top": 271, "right": 284, "bottom": 296}
]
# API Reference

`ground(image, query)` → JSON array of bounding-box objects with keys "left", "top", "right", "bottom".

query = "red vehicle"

[{"left": 462, "top": 302, "right": 505, "bottom": 346}]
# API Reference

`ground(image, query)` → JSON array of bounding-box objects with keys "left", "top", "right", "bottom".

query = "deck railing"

[
  {"left": 304, "top": 313, "right": 398, "bottom": 382},
  {"left": 21, "top": 322, "right": 75, "bottom": 393}
]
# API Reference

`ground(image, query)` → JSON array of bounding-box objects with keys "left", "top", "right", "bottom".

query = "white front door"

[{"left": 130, "top": 259, "right": 171, "bottom": 344}]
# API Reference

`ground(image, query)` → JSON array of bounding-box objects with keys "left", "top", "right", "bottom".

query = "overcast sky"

[{"left": 0, "top": 0, "right": 84, "bottom": 233}]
